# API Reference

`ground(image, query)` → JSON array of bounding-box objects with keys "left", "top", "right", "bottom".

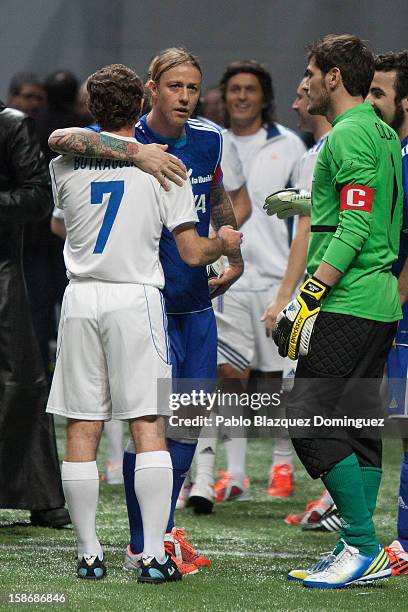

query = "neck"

[
  {"left": 147, "top": 109, "right": 185, "bottom": 139},
  {"left": 103, "top": 125, "right": 135, "bottom": 138},
  {"left": 326, "top": 95, "right": 363, "bottom": 125},
  {"left": 313, "top": 116, "right": 331, "bottom": 141},
  {"left": 231, "top": 115, "right": 263, "bottom": 136}
]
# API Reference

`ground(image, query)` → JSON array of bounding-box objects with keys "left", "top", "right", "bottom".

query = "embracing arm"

[{"left": 48, "top": 128, "right": 187, "bottom": 191}]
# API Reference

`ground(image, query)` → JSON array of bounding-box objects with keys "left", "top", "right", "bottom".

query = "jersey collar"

[
  {"left": 266, "top": 123, "right": 281, "bottom": 140},
  {"left": 331, "top": 101, "right": 373, "bottom": 127},
  {"left": 139, "top": 114, "right": 188, "bottom": 149}
]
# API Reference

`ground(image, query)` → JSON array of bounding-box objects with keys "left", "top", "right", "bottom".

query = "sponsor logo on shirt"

[{"left": 190, "top": 174, "right": 213, "bottom": 185}]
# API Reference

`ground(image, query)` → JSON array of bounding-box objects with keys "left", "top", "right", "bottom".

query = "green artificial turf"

[{"left": 0, "top": 421, "right": 406, "bottom": 611}]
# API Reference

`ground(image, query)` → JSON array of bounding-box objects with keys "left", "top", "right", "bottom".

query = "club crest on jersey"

[{"left": 340, "top": 185, "right": 374, "bottom": 212}]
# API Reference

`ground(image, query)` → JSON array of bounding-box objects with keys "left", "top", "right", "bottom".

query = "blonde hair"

[{"left": 147, "top": 47, "right": 202, "bottom": 83}]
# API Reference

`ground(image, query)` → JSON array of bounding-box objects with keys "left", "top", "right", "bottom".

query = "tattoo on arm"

[
  {"left": 210, "top": 182, "right": 238, "bottom": 230},
  {"left": 50, "top": 129, "right": 139, "bottom": 161},
  {"left": 210, "top": 182, "right": 242, "bottom": 265}
]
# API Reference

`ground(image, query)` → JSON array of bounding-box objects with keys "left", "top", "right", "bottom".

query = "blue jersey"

[
  {"left": 394, "top": 136, "right": 408, "bottom": 344},
  {"left": 135, "top": 115, "right": 223, "bottom": 314}
]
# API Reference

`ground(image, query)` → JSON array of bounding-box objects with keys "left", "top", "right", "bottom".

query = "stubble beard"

[
  {"left": 308, "top": 80, "right": 330, "bottom": 117},
  {"left": 390, "top": 101, "right": 404, "bottom": 132}
]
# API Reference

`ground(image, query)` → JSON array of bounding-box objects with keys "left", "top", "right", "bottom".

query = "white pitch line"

[{"left": 0, "top": 543, "right": 312, "bottom": 560}]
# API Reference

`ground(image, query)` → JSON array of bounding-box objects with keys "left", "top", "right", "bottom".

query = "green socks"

[
  {"left": 322, "top": 454, "right": 379, "bottom": 556},
  {"left": 360, "top": 466, "right": 382, "bottom": 517}
]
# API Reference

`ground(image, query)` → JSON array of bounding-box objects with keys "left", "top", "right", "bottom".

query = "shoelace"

[
  {"left": 309, "top": 552, "right": 336, "bottom": 573},
  {"left": 385, "top": 545, "right": 406, "bottom": 565},
  {"left": 325, "top": 547, "right": 353, "bottom": 572},
  {"left": 171, "top": 529, "right": 196, "bottom": 555}
]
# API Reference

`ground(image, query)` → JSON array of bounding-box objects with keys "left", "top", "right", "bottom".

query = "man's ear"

[
  {"left": 402, "top": 95, "right": 408, "bottom": 114},
  {"left": 146, "top": 79, "right": 157, "bottom": 96},
  {"left": 326, "top": 67, "right": 341, "bottom": 91}
]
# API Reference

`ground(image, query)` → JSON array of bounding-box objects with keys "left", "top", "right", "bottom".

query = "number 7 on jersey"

[{"left": 91, "top": 180, "right": 124, "bottom": 254}]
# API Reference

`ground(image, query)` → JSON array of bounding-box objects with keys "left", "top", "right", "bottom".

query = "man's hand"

[
  {"left": 217, "top": 224, "right": 243, "bottom": 256},
  {"left": 209, "top": 262, "right": 244, "bottom": 298},
  {"left": 264, "top": 188, "right": 311, "bottom": 219},
  {"left": 133, "top": 143, "right": 187, "bottom": 191},
  {"left": 272, "top": 277, "right": 330, "bottom": 360},
  {"left": 261, "top": 294, "right": 291, "bottom": 338}
]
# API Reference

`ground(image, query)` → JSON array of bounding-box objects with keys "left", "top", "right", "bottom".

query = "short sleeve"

[
  {"left": 159, "top": 180, "right": 198, "bottom": 232},
  {"left": 49, "top": 159, "right": 63, "bottom": 209},
  {"left": 52, "top": 206, "right": 65, "bottom": 219},
  {"left": 221, "top": 136, "right": 245, "bottom": 192}
]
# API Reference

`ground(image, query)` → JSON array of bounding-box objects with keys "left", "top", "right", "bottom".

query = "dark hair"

[
  {"left": 87, "top": 64, "right": 144, "bottom": 131},
  {"left": 8, "top": 72, "right": 42, "bottom": 96},
  {"left": 44, "top": 69, "right": 79, "bottom": 111},
  {"left": 306, "top": 34, "right": 374, "bottom": 98},
  {"left": 219, "top": 60, "right": 275, "bottom": 127},
  {"left": 375, "top": 50, "right": 408, "bottom": 102}
]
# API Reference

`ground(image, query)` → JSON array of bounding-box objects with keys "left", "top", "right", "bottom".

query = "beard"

[
  {"left": 391, "top": 101, "right": 404, "bottom": 132},
  {"left": 373, "top": 100, "right": 404, "bottom": 133},
  {"left": 307, "top": 81, "right": 330, "bottom": 116}
]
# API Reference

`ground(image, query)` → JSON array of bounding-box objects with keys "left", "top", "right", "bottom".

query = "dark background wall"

[{"left": 2, "top": 0, "right": 408, "bottom": 129}]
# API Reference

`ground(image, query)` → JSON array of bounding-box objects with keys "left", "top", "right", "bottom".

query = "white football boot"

[{"left": 303, "top": 541, "right": 391, "bottom": 588}]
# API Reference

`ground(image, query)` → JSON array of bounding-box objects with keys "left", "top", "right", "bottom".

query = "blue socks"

[
  {"left": 397, "top": 451, "right": 408, "bottom": 551},
  {"left": 123, "top": 450, "right": 143, "bottom": 554},
  {"left": 166, "top": 439, "right": 197, "bottom": 533},
  {"left": 123, "top": 439, "right": 197, "bottom": 553}
]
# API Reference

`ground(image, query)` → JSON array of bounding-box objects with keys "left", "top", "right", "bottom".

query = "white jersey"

[
  {"left": 225, "top": 125, "right": 306, "bottom": 291},
  {"left": 294, "top": 132, "right": 329, "bottom": 191},
  {"left": 221, "top": 129, "right": 246, "bottom": 193},
  {"left": 291, "top": 132, "right": 330, "bottom": 235},
  {"left": 50, "top": 133, "right": 198, "bottom": 286}
]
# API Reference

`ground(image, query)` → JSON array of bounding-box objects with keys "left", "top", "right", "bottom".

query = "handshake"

[{"left": 263, "top": 188, "right": 311, "bottom": 219}]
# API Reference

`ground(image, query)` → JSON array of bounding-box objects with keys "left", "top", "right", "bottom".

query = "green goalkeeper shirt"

[{"left": 308, "top": 102, "right": 403, "bottom": 322}]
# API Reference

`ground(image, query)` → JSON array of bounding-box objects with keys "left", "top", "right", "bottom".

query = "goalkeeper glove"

[
  {"left": 263, "top": 188, "right": 311, "bottom": 219},
  {"left": 272, "top": 277, "right": 330, "bottom": 360}
]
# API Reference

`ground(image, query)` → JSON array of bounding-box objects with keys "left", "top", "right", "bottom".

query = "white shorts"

[
  {"left": 47, "top": 280, "right": 172, "bottom": 421},
  {"left": 213, "top": 286, "right": 292, "bottom": 373}
]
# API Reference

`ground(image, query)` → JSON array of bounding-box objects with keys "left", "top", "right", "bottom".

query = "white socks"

[
  {"left": 134, "top": 451, "right": 172, "bottom": 563},
  {"left": 272, "top": 437, "right": 293, "bottom": 466},
  {"left": 104, "top": 420, "right": 123, "bottom": 466},
  {"left": 62, "top": 461, "right": 103, "bottom": 560},
  {"left": 195, "top": 436, "right": 217, "bottom": 486},
  {"left": 225, "top": 437, "right": 247, "bottom": 484}
]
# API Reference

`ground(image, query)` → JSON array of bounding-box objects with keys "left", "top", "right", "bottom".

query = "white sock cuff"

[
  {"left": 135, "top": 451, "right": 172, "bottom": 472},
  {"left": 126, "top": 439, "right": 136, "bottom": 453},
  {"left": 62, "top": 461, "right": 99, "bottom": 481}
]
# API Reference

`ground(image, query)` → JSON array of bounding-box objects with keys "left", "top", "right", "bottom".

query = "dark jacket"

[
  {"left": 0, "top": 101, "right": 64, "bottom": 510},
  {"left": 0, "top": 103, "right": 51, "bottom": 253}
]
